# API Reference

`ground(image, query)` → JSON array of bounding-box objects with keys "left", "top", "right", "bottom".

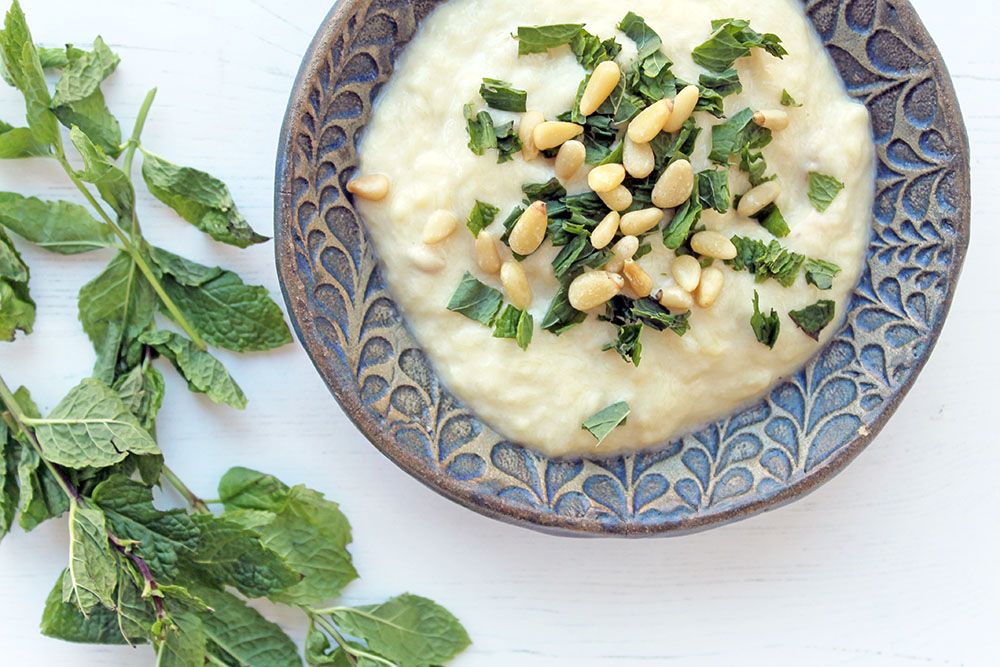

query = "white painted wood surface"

[{"left": 0, "top": 0, "right": 994, "bottom": 664}]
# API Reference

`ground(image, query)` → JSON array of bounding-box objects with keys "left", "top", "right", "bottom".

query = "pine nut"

[
  {"left": 588, "top": 163, "right": 626, "bottom": 193},
  {"left": 347, "top": 174, "right": 389, "bottom": 201},
  {"left": 508, "top": 201, "right": 548, "bottom": 255},
  {"left": 623, "top": 136, "right": 655, "bottom": 179},
  {"left": 612, "top": 235, "right": 639, "bottom": 261},
  {"left": 407, "top": 245, "right": 445, "bottom": 273},
  {"left": 670, "top": 254, "right": 702, "bottom": 293},
  {"left": 422, "top": 209, "right": 458, "bottom": 244},
  {"left": 519, "top": 110, "right": 546, "bottom": 161},
  {"left": 651, "top": 159, "right": 694, "bottom": 209},
  {"left": 598, "top": 185, "right": 633, "bottom": 212},
  {"left": 590, "top": 211, "right": 620, "bottom": 250},
  {"left": 579, "top": 61, "right": 621, "bottom": 117},
  {"left": 695, "top": 266, "right": 725, "bottom": 308},
  {"left": 554, "top": 140, "right": 586, "bottom": 180},
  {"left": 620, "top": 207, "right": 664, "bottom": 236},
  {"left": 656, "top": 285, "right": 694, "bottom": 311},
  {"left": 752, "top": 109, "right": 790, "bottom": 131},
  {"left": 737, "top": 180, "right": 782, "bottom": 217},
  {"left": 663, "top": 85, "right": 700, "bottom": 133},
  {"left": 475, "top": 230, "right": 502, "bottom": 274},
  {"left": 501, "top": 260, "right": 533, "bottom": 309},
  {"left": 533, "top": 121, "right": 584, "bottom": 151},
  {"left": 623, "top": 260, "right": 653, "bottom": 298},
  {"left": 627, "top": 99, "right": 673, "bottom": 143},
  {"left": 568, "top": 271, "right": 625, "bottom": 311},
  {"left": 690, "top": 230, "right": 737, "bottom": 260}
]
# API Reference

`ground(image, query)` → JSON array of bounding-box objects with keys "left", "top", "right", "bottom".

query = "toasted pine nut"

[
  {"left": 623, "top": 260, "right": 653, "bottom": 298},
  {"left": 588, "top": 163, "right": 626, "bottom": 193},
  {"left": 651, "top": 159, "right": 694, "bottom": 209},
  {"left": 580, "top": 61, "right": 621, "bottom": 116},
  {"left": 691, "top": 231, "right": 737, "bottom": 260},
  {"left": 533, "top": 121, "right": 584, "bottom": 151},
  {"left": 656, "top": 285, "right": 694, "bottom": 311},
  {"left": 475, "top": 230, "right": 502, "bottom": 274},
  {"left": 598, "top": 185, "right": 633, "bottom": 212},
  {"left": 590, "top": 211, "right": 620, "bottom": 250},
  {"left": 737, "top": 180, "right": 782, "bottom": 217},
  {"left": 620, "top": 207, "right": 664, "bottom": 236},
  {"left": 612, "top": 235, "right": 639, "bottom": 261},
  {"left": 568, "top": 271, "right": 625, "bottom": 311},
  {"left": 554, "top": 140, "right": 586, "bottom": 180},
  {"left": 670, "top": 254, "right": 702, "bottom": 293},
  {"left": 519, "top": 110, "right": 546, "bottom": 161},
  {"left": 347, "top": 174, "right": 389, "bottom": 200},
  {"left": 627, "top": 99, "right": 673, "bottom": 143},
  {"left": 509, "top": 201, "right": 548, "bottom": 255},
  {"left": 623, "top": 136, "right": 655, "bottom": 179},
  {"left": 422, "top": 209, "right": 458, "bottom": 244},
  {"left": 695, "top": 266, "right": 725, "bottom": 308},
  {"left": 501, "top": 260, "right": 533, "bottom": 309},
  {"left": 663, "top": 85, "right": 700, "bottom": 133},
  {"left": 407, "top": 245, "right": 445, "bottom": 273},
  {"left": 752, "top": 109, "right": 790, "bottom": 131}
]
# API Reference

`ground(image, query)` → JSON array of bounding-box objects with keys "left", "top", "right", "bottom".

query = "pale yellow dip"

[{"left": 356, "top": 0, "right": 874, "bottom": 457}]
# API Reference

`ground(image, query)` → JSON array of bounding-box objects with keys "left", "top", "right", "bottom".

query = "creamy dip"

[{"left": 356, "top": 0, "right": 874, "bottom": 457}]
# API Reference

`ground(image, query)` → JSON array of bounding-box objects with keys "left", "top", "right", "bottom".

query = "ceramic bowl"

[{"left": 274, "top": 0, "right": 970, "bottom": 536}]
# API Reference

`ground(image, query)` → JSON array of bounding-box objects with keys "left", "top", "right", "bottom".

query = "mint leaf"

[
  {"left": 516, "top": 24, "right": 583, "bottom": 55},
  {"left": 569, "top": 30, "right": 621, "bottom": 71},
  {"left": 750, "top": 290, "right": 780, "bottom": 349},
  {"left": 147, "top": 245, "right": 223, "bottom": 286},
  {"left": 112, "top": 365, "right": 165, "bottom": 432},
  {"left": 603, "top": 323, "right": 643, "bottom": 366},
  {"left": 0, "top": 3, "right": 59, "bottom": 144},
  {"left": 726, "top": 235, "right": 804, "bottom": 287},
  {"left": 699, "top": 68, "right": 742, "bottom": 98},
  {"left": 790, "top": 299, "right": 836, "bottom": 340},
  {"left": 693, "top": 18, "right": 787, "bottom": 72},
  {"left": 91, "top": 474, "right": 199, "bottom": 580},
  {"left": 780, "top": 89, "right": 802, "bottom": 107},
  {"left": 755, "top": 204, "right": 789, "bottom": 238},
  {"left": 803, "top": 258, "right": 841, "bottom": 290},
  {"left": 64, "top": 501, "right": 117, "bottom": 613},
  {"left": 330, "top": 594, "right": 472, "bottom": 666},
  {"left": 808, "top": 172, "right": 844, "bottom": 212},
  {"left": 40, "top": 569, "right": 138, "bottom": 645},
  {"left": 738, "top": 147, "right": 773, "bottom": 187},
  {"left": 14, "top": 439, "right": 69, "bottom": 531},
  {"left": 494, "top": 120, "right": 522, "bottom": 163},
  {"left": 0, "top": 420, "right": 17, "bottom": 539},
  {"left": 515, "top": 308, "right": 533, "bottom": 351},
  {"left": 70, "top": 126, "right": 134, "bottom": 219},
  {"left": 522, "top": 178, "right": 566, "bottom": 202},
  {"left": 160, "top": 267, "right": 292, "bottom": 352},
  {"left": 466, "top": 200, "right": 499, "bottom": 238},
  {"left": 32, "top": 377, "right": 160, "bottom": 469},
  {"left": 52, "top": 88, "right": 122, "bottom": 158},
  {"left": 0, "top": 192, "right": 115, "bottom": 253},
  {"left": 0, "top": 226, "right": 33, "bottom": 340},
  {"left": 709, "top": 107, "right": 771, "bottom": 163},
  {"left": 218, "top": 466, "right": 290, "bottom": 512},
  {"left": 156, "top": 610, "right": 207, "bottom": 667},
  {"left": 480, "top": 78, "right": 526, "bottom": 113},
  {"left": 140, "top": 150, "right": 267, "bottom": 248},
  {"left": 541, "top": 283, "right": 586, "bottom": 335},
  {"left": 139, "top": 330, "right": 247, "bottom": 409},
  {"left": 464, "top": 103, "right": 496, "bottom": 156},
  {"left": 618, "top": 12, "right": 662, "bottom": 61},
  {"left": 51, "top": 36, "right": 118, "bottom": 106},
  {"left": 0, "top": 121, "right": 49, "bottom": 158},
  {"left": 551, "top": 235, "right": 612, "bottom": 281},
  {"left": 446, "top": 272, "right": 503, "bottom": 326},
  {"left": 581, "top": 401, "right": 630, "bottom": 444},
  {"left": 37, "top": 45, "right": 72, "bottom": 68},
  {"left": 492, "top": 305, "right": 533, "bottom": 351},
  {"left": 696, "top": 169, "right": 730, "bottom": 213},
  {"left": 662, "top": 178, "right": 703, "bottom": 249}
]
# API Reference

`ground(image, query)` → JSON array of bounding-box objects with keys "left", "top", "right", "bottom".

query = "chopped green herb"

[
  {"left": 803, "top": 258, "right": 841, "bottom": 290},
  {"left": 597, "top": 141, "right": 625, "bottom": 166},
  {"left": 516, "top": 309, "right": 534, "bottom": 350},
  {"left": 662, "top": 178, "right": 703, "bottom": 249},
  {"left": 480, "top": 78, "right": 527, "bottom": 113},
  {"left": 581, "top": 401, "right": 630, "bottom": 445},
  {"left": 570, "top": 29, "right": 622, "bottom": 71},
  {"left": 522, "top": 178, "right": 566, "bottom": 202},
  {"left": 603, "top": 323, "right": 643, "bottom": 366},
  {"left": 789, "top": 300, "right": 836, "bottom": 340},
  {"left": 692, "top": 18, "right": 787, "bottom": 72},
  {"left": 493, "top": 305, "right": 533, "bottom": 350},
  {"left": 697, "top": 169, "right": 730, "bottom": 213},
  {"left": 446, "top": 272, "right": 503, "bottom": 325},
  {"left": 499, "top": 205, "right": 525, "bottom": 247},
  {"left": 464, "top": 103, "right": 496, "bottom": 156},
  {"left": 750, "top": 290, "right": 780, "bottom": 349},
  {"left": 727, "top": 236, "right": 805, "bottom": 287},
  {"left": 541, "top": 283, "right": 586, "bottom": 335},
  {"left": 738, "top": 147, "right": 774, "bottom": 187},
  {"left": 603, "top": 296, "right": 690, "bottom": 337},
  {"left": 516, "top": 24, "right": 585, "bottom": 55},
  {"left": 466, "top": 200, "right": 499, "bottom": 237},
  {"left": 494, "top": 121, "right": 523, "bottom": 163},
  {"left": 755, "top": 204, "right": 789, "bottom": 237},
  {"left": 699, "top": 68, "right": 742, "bottom": 98},
  {"left": 709, "top": 107, "right": 772, "bottom": 163},
  {"left": 634, "top": 241, "right": 653, "bottom": 259},
  {"left": 618, "top": 12, "right": 662, "bottom": 61},
  {"left": 780, "top": 89, "right": 802, "bottom": 107},
  {"left": 807, "top": 172, "right": 844, "bottom": 212},
  {"left": 551, "top": 235, "right": 612, "bottom": 280}
]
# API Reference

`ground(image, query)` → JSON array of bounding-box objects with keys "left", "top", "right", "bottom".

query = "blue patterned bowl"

[{"left": 274, "top": 0, "right": 970, "bottom": 536}]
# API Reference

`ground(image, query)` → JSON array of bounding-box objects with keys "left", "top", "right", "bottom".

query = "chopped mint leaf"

[
  {"left": 709, "top": 107, "right": 772, "bottom": 163},
  {"left": 446, "top": 272, "right": 503, "bottom": 325},
  {"left": 582, "top": 401, "right": 630, "bottom": 445},
  {"left": 726, "top": 236, "right": 805, "bottom": 287},
  {"left": 755, "top": 204, "right": 789, "bottom": 238},
  {"left": 494, "top": 121, "right": 522, "bottom": 163},
  {"left": 662, "top": 177, "right": 703, "bottom": 249},
  {"left": 634, "top": 242, "right": 653, "bottom": 259},
  {"left": 570, "top": 30, "right": 621, "bottom": 70},
  {"left": 603, "top": 323, "right": 643, "bottom": 366},
  {"left": 699, "top": 68, "right": 742, "bottom": 98},
  {"left": 697, "top": 169, "right": 730, "bottom": 213},
  {"left": 464, "top": 104, "right": 496, "bottom": 156},
  {"left": 790, "top": 300, "right": 836, "bottom": 339},
  {"left": 750, "top": 290, "right": 780, "bottom": 349},
  {"left": 692, "top": 18, "right": 787, "bottom": 72},
  {"left": 602, "top": 295, "right": 690, "bottom": 337},
  {"left": 493, "top": 305, "right": 533, "bottom": 350},
  {"left": 618, "top": 12, "right": 663, "bottom": 61},
  {"left": 808, "top": 172, "right": 844, "bottom": 212},
  {"left": 541, "top": 283, "right": 586, "bottom": 335},
  {"left": 780, "top": 89, "right": 802, "bottom": 107},
  {"left": 522, "top": 178, "right": 566, "bottom": 202},
  {"left": 551, "top": 235, "right": 612, "bottom": 280},
  {"left": 738, "top": 146, "right": 774, "bottom": 187},
  {"left": 466, "top": 200, "right": 499, "bottom": 237},
  {"left": 516, "top": 24, "right": 584, "bottom": 55},
  {"left": 480, "top": 78, "right": 527, "bottom": 113},
  {"left": 803, "top": 258, "right": 841, "bottom": 290}
]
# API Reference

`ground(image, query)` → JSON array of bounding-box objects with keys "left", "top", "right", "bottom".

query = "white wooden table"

[{"left": 0, "top": 1, "right": 994, "bottom": 664}]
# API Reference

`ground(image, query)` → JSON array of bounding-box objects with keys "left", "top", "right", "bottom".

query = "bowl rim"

[{"left": 274, "top": 0, "right": 971, "bottom": 537}]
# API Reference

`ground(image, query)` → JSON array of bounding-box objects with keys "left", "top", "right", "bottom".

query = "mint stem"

[
  {"left": 122, "top": 87, "right": 156, "bottom": 176},
  {"left": 160, "top": 464, "right": 210, "bottom": 515},
  {"left": 108, "top": 531, "right": 166, "bottom": 619},
  {"left": 304, "top": 609, "right": 395, "bottom": 667}
]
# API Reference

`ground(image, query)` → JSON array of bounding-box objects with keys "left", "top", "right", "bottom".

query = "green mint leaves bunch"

[{"left": 0, "top": 2, "right": 470, "bottom": 664}]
